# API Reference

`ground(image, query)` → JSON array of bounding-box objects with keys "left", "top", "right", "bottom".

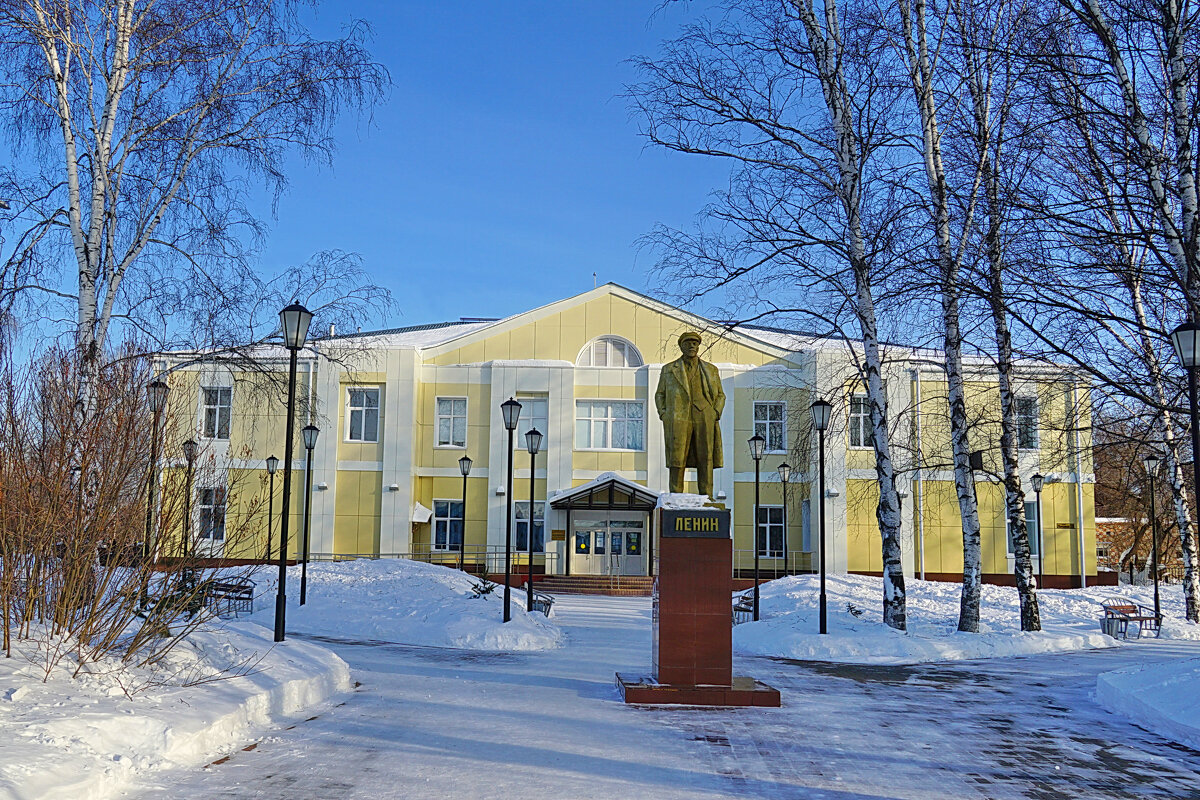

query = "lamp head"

[
  {"left": 147, "top": 379, "right": 169, "bottom": 414},
  {"left": 809, "top": 399, "right": 833, "bottom": 432},
  {"left": 182, "top": 439, "right": 198, "bottom": 465},
  {"left": 301, "top": 424, "right": 320, "bottom": 452},
  {"left": 266, "top": 455, "right": 279, "bottom": 475},
  {"left": 279, "top": 301, "right": 314, "bottom": 351},
  {"left": 1144, "top": 453, "right": 1160, "bottom": 471},
  {"left": 1172, "top": 321, "right": 1200, "bottom": 370},
  {"left": 500, "top": 397, "right": 522, "bottom": 431},
  {"left": 1031, "top": 472, "right": 1044, "bottom": 492},
  {"left": 525, "top": 427, "right": 543, "bottom": 455},
  {"left": 748, "top": 434, "right": 766, "bottom": 461},
  {"left": 459, "top": 454, "right": 473, "bottom": 477},
  {"left": 777, "top": 462, "right": 792, "bottom": 484}
]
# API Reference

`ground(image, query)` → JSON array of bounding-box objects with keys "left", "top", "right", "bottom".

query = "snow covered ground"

[
  {"left": 1097, "top": 652, "right": 1200, "bottom": 751},
  {"left": 128, "top": 594, "right": 1200, "bottom": 799},
  {"left": 0, "top": 559, "right": 558, "bottom": 800},
  {"left": 249, "top": 558, "right": 563, "bottom": 651},
  {"left": 0, "top": 621, "right": 349, "bottom": 800},
  {"left": 734, "top": 573, "right": 1199, "bottom": 664}
]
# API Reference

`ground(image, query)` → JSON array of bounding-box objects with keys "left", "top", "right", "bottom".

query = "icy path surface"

[{"left": 126, "top": 596, "right": 1200, "bottom": 799}]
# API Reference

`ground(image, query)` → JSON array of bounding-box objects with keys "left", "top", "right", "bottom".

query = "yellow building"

[{"left": 157, "top": 284, "right": 1103, "bottom": 587}]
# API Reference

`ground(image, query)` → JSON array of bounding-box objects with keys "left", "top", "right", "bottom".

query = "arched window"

[{"left": 577, "top": 336, "right": 644, "bottom": 368}]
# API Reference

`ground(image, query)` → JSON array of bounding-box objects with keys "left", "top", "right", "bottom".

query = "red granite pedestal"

[{"left": 616, "top": 506, "right": 780, "bottom": 707}]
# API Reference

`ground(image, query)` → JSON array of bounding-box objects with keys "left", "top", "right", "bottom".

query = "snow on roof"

[{"left": 320, "top": 320, "right": 495, "bottom": 349}]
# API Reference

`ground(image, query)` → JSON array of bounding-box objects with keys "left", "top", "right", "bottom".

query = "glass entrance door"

[{"left": 571, "top": 517, "right": 646, "bottom": 575}]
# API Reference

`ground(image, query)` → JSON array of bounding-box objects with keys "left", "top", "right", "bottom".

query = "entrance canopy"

[{"left": 551, "top": 472, "right": 660, "bottom": 511}]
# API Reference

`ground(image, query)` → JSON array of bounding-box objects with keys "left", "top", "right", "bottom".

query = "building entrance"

[
  {"left": 549, "top": 472, "right": 661, "bottom": 578},
  {"left": 571, "top": 514, "right": 646, "bottom": 576}
]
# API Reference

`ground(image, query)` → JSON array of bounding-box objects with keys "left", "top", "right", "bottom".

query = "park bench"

[
  {"left": 522, "top": 582, "right": 555, "bottom": 617},
  {"left": 203, "top": 578, "right": 255, "bottom": 618},
  {"left": 732, "top": 589, "right": 755, "bottom": 625},
  {"left": 1100, "top": 596, "right": 1160, "bottom": 640}
]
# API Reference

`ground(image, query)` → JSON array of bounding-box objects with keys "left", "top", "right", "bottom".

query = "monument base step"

[{"left": 615, "top": 673, "right": 781, "bottom": 707}]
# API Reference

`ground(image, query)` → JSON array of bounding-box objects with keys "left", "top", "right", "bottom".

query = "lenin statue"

[{"left": 655, "top": 331, "right": 726, "bottom": 498}]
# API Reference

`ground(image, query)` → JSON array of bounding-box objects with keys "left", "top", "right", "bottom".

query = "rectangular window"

[
  {"left": 1006, "top": 501, "right": 1040, "bottom": 556},
  {"left": 198, "top": 487, "right": 227, "bottom": 541},
  {"left": 515, "top": 396, "right": 548, "bottom": 449},
  {"left": 850, "top": 395, "right": 873, "bottom": 449},
  {"left": 515, "top": 501, "right": 546, "bottom": 553},
  {"left": 754, "top": 402, "right": 787, "bottom": 453},
  {"left": 433, "top": 499, "right": 464, "bottom": 551},
  {"left": 756, "top": 505, "right": 784, "bottom": 557},
  {"left": 201, "top": 387, "right": 232, "bottom": 440},
  {"left": 436, "top": 397, "right": 467, "bottom": 448},
  {"left": 574, "top": 400, "right": 645, "bottom": 450},
  {"left": 801, "top": 499, "right": 812, "bottom": 552},
  {"left": 347, "top": 388, "right": 381, "bottom": 442},
  {"left": 1017, "top": 397, "right": 1039, "bottom": 450}
]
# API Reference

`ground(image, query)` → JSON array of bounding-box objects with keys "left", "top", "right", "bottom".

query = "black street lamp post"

[
  {"left": 1031, "top": 473, "right": 1045, "bottom": 589},
  {"left": 525, "top": 428, "right": 542, "bottom": 612},
  {"left": 182, "top": 439, "right": 197, "bottom": 560},
  {"left": 300, "top": 424, "right": 319, "bottom": 606},
  {"left": 274, "top": 301, "right": 313, "bottom": 643},
  {"left": 459, "top": 455, "right": 472, "bottom": 572},
  {"left": 778, "top": 462, "right": 792, "bottom": 577},
  {"left": 1170, "top": 322, "right": 1200, "bottom": 582},
  {"left": 500, "top": 397, "right": 522, "bottom": 623},
  {"left": 748, "top": 434, "right": 766, "bottom": 621},
  {"left": 143, "top": 379, "right": 168, "bottom": 607},
  {"left": 1146, "top": 454, "right": 1162, "bottom": 625},
  {"left": 810, "top": 399, "right": 832, "bottom": 635},
  {"left": 182, "top": 439, "right": 197, "bottom": 592},
  {"left": 265, "top": 455, "right": 279, "bottom": 561}
]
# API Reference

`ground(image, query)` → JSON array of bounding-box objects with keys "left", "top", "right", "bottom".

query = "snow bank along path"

[
  {"left": 734, "top": 573, "right": 1200, "bottom": 664},
  {"left": 1097, "top": 655, "right": 1200, "bottom": 751},
  {"left": 247, "top": 558, "right": 563, "bottom": 651},
  {"left": 0, "top": 623, "right": 350, "bottom": 800}
]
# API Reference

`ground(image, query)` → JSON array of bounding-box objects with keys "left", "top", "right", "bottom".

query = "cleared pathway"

[{"left": 125, "top": 596, "right": 1200, "bottom": 799}]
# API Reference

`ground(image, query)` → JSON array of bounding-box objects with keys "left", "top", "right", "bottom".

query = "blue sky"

[{"left": 258, "top": 1, "right": 727, "bottom": 329}]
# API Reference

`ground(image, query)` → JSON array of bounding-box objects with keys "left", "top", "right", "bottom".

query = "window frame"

[
  {"left": 574, "top": 399, "right": 646, "bottom": 451},
  {"left": 849, "top": 394, "right": 873, "bottom": 450},
  {"left": 345, "top": 387, "right": 382, "bottom": 444},
  {"left": 514, "top": 395, "right": 549, "bottom": 450},
  {"left": 1005, "top": 500, "right": 1041, "bottom": 557},
  {"left": 434, "top": 395, "right": 468, "bottom": 449},
  {"left": 756, "top": 504, "right": 785, "bottom": 558},
  {"left": 1016, "top": 396, "right": 1040, "bottom": 451},
  {"left": 753, "top": 401, "right": 788, "bottom": 454},
  {"left": 575, "top": 336, "right": 645, "bottom": 368},
  {"left": 432, "top": 499, "right": 464, "bottom": 552},
  {"left": 197, "top": 486, "right": 227, "bottom": 541},
  {"left": 200, "top": 386, "right": 232, "bottom": 441},
  {"left": 514, "top": 500, "right": 546, "bottom": 553}
]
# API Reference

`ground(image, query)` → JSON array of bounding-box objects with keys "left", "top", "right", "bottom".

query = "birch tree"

[
  {"left": 630, "top": 0, "right": 913, "bottom": 628},
  {"left": 0, "top": 0, "right": 387, "bottom": 384},
  {"left": 947, "top": 0, "right": 1042, "bottom": 629},
  {"left": 1007, "top": 0, "right": 1200, "bottom": 619},
  {"left": 895, "top": 0, "right": 988, "bottom": 631}
]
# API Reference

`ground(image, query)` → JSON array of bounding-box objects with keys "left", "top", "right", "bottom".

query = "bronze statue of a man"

[{"left": 655, "top": 331, "right": 725, "bottom": 498}]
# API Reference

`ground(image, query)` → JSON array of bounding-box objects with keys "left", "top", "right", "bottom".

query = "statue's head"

[{"left": 678, "top": 331, "right": 702, "bottom": 359}]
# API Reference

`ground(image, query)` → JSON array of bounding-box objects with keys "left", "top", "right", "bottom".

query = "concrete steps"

[{"left": 537, "top": 575, "right": 655, "bottom": 597}]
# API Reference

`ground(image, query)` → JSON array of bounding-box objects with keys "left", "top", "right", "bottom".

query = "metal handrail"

[
  {"left": 308, "top": 545, "right": 559, "bottom": 577},
  {"left": 732, "top": 548, "right": 814, "bottom": 577}
]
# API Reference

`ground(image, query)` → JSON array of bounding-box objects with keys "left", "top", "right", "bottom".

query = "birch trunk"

[
  {"left": 793, "top": 0, "right": 906, "bottom": 628},
  {"left": 954, "top": 0, "right": 1041, "bottom": 631},
  {"left": 899, "top": 0, "right": 984, "bottom": 631},
  {"left": 1131, "top": 283, "right": 1200, "bottom": 621}
]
